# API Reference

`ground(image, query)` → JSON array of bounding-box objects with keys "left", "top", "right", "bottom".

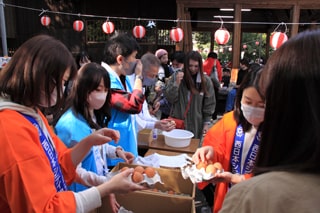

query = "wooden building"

[
  {"left": 1, "top": 0, "right": 320, "bottom": 71},
  {"left": 176, "top": 0, "right": 320, "bottom": 73}
]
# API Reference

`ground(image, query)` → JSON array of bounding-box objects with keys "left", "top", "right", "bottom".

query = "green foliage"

[
  {"left": 192, "top": 31, "right": 271, "bottom": 65},
  {"left": 241, "top": 33, "right": 267, "bottom": 62}
]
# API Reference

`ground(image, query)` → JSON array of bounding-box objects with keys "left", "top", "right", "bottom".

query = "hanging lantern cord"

[
  {"left": 274, "top": 22, "right": 287, "bottom": 33},
  {"left": 219, "top": 16, "right": 224, "bottom": 29},
  {"left": 174, "top": 18, "right": 179, "bottom": 27},
  {"left": 38, "top": 8, "right": 47, "bottom": 16}
]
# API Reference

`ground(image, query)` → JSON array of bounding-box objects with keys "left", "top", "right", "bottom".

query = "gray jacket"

[{"left": 164, "top": 72, "right": 216, "bottom": 139}]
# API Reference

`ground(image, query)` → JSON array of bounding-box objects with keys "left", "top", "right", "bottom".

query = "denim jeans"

[{"left": 225, "top": 88, "right": 237, "bottom": 112}]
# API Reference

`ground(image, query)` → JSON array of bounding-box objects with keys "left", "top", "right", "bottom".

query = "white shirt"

[{"left": 128, "top": 74, "right": 158, "bottom": 131}]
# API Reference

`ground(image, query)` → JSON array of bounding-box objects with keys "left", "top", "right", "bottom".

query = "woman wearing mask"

[
  {"left": 55, "top": 62, "right": 135, "bottom": 213},
  {"left": 0, "top": 35, "right": 144, "bottom": 213},
  {"left": 192, "top": 64, "right": 264, "bottom": 213},
  {"left": 220, "top": 29, "right": 320, "bottom": 213}
]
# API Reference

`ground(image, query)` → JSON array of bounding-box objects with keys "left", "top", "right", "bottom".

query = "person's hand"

[
  {"left": 175, "top": 71, "right": 184, "bottom": 85},
  {"left": 134, "top": 60, "right": 142, "bottom": 76},
  {"left": 202, "top": 123, "right": 210, "bottom": 137},
  {"left": 152, "top": 101, "right": 160, "bottom": 112},
  {"left": 108, "top": 193, "right": 120, "bottom": 213},
  {"left": 192, "top": 146, "right": 214, "bottom": 164},
  {"left": 148, "top": 102, "right": 160, "bottom": 115},
  {"left": 117, "top": 150, "right": 135, "bottom": 164},
  {"left": 97, "top": 168, "right": 146, "bottom": 197},
  {"left": 87, "top": 128, "right": 120, "bottom": 146},
  {"left": 207, "top": 172, "right": 244, "bottom": 185},
  {"left": 155, "top": 119, "right": 176, "bottom": 131}
]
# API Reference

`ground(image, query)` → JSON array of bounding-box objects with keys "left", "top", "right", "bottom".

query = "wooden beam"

[
  {"left": 290, "top": 5, "right": 300, "bottom": 37},
  {"left": 177, "top": 0, "right": 320, "bottom": 9},
  {"left": 231, "top": 3, "right": 242, "bottom": 83}
]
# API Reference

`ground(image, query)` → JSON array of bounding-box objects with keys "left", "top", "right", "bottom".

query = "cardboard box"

[
  {"left": 97, "top": 163, "right": 195, "bottom": 213},
  {"left": 137, "top": 129, "right": 153, "bottom": 147}
]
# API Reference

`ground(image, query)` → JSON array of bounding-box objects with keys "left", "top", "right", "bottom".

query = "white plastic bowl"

[{"left": 162, "top": 129, "right": 194, "bottom": 148}]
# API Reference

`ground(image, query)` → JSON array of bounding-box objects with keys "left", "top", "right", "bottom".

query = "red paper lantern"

[
  {"left": 270, "top": 32, "right": 288, "bottom": 49},
  {"left": 73, "top": 20, "right": 84, "bottom": 32},
  {"left": 40, "top": 15, "right": 51, "bottom": 26},
  {"left": 132, "top": 25, "right": 146, "bottom": 39},
  {"left": 214, "top": 28, "right": 230, "bottom": 45},
  {"left": 102, "top": 21, "right": 115, "bottom": 34},
  {"left": 170, "top": 27, "right": 184, "bottom": 42}
]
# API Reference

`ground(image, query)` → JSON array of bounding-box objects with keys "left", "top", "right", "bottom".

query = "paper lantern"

[
  {"left": 243, "top": 44, "right": 247, "bottom": 49},
  {"left": 132, "top": 25, "right": 146, "bottom": 39},
  {"left": 270, "top": 32, "right": 288, "bottom": 49},
  {"left": 73, "top": 20, "right": 84, "bottom": 32},
  {"left": 214, "top": 28, "right": 230, "bottom": 45},
  {"left": 40, "top": 15, "right": 51, "bottom": 26},
  {"left": 102, "top": 21, "right": 115, "bottom": 34},
  {"left": 170, "top": 27, "right": 184, "bottom": 42},
  {"left": 255, "top": 41, "right": 260, "bottom": 46}
]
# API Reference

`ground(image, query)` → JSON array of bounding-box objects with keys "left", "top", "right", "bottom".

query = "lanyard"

[
  {"left": 22, "top": 114, "right": 67, "bottom": 192},
  {"left": 231, "top": 124, "right": 261, "bottom": 174}
]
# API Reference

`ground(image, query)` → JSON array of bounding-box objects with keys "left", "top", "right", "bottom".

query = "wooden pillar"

[
  {"left": 290, "top": 4, "right": 300, "bottom": 37},
  {"left": 176, "top": 3, "right": 192, "bottom": 52},
  {"left": 230, "top": 3, "right": 242, "bottom": 83}
]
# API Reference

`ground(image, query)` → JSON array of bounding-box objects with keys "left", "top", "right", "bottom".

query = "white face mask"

[
  {"left": 241, "top": 103, "right": 265, "bottom": 126},
  {"left": 39, "top": 87, "right": 58, "bottom": 107},
  {"left": 88, "top": 91, "right": 107, "bottom": 110}
]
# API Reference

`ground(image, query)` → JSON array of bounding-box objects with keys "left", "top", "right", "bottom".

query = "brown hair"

[
  {"left": 0, "top": 35, "right": 77, "bottom": 109},
  {"left": 183, "top": 51, "right": 209, "bottom": 95}
]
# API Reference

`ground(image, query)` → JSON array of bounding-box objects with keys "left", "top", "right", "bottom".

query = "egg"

[
  {"left": 151, "top": 188, "right": 159, "bottom": 192},
  {"left": 213, "top": 162, "right": 223, "bottom": 170},
  {"left": 120, "top": 166, "right": 129, "bottom": 172},
  {"left": 167, "top": 190, "right": 175, "bottom": 195},
  {"left": 134, "top": 165, "right": 145, "bottom": 174},
  {"left": 132, "top": 171, "right": 144, "bottom": 183},
  {"left": 196, "top": 161, "right": 208, "bottom": 170},
  {"left": 205, "top": 164, "right": 217, "bottom": 174},
  {"left": 144, "top": 167, "right": 156, "bottom": 178}
]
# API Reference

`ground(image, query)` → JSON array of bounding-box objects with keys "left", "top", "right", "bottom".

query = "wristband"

[{"left": 135, "top": 75, "right": 143, "bottom": 81}]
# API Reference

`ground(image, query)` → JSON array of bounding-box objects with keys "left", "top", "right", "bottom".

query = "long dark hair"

[
  {"left": 233, "top": 63, "right": 264, "bottom": 131},
  {"left": 0, "top": 35, "right": 77, "bottom": 109},
  {"left": 254, "top": 29, "right": 320, "bottom": 175},
  {"left": 63, "top": 62, "right": 111, "bottom": 129},
  {"left": 183, "top": 51, "right": 209, "bottom": 95}
]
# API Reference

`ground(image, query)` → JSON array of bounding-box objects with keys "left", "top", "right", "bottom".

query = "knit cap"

[{"left": 155, "top": 49, "right": 168, "bottom": 59}]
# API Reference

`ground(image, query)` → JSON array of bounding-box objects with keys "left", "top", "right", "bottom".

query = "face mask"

[
  {"left": 39, "top": 87, "right": 58, "bottom": 107},
  {"left": 143, "top": 76, "right": 158, "bottom": 87},
  {"left": 88, "top": 91, "right": 107, "bottom": 110},
  {"left": 124, "top": 60, "right": 137, "bottom": 75},
  {"left": 241, "top": 103, "right": 265, "bottom": 126}
]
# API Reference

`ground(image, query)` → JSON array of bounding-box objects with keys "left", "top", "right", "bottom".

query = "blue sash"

[
  {"left": 231, "top": 124, "right": 261, "bottom": 174},
  {"left": 22, "top": 114, "right": 67, "bottom": 192}
]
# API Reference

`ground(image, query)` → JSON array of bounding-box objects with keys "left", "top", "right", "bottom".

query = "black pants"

[{"left": 201, "top": 184, "right": 215, "bottom": 207}]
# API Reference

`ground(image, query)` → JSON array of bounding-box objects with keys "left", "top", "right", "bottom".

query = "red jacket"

[
  {"left": 198, "top": 112, "right": 252, "bottom": 213},
  {"left": 203, "top": 58, "right": 222, "bottom": 82}
]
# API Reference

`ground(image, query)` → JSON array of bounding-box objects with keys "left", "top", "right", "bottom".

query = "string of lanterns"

[{"left": 13, "top": 3, "right": 290, "bottom": 47}]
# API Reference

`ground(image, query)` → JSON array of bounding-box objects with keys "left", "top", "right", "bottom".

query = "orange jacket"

[
  {"left": 0, "top": 109, "right": 77, "bottom": 213},
  {"left": 198, "top": 111, "right": 252, "bottom": 213}
]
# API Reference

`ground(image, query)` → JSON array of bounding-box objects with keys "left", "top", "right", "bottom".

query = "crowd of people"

[{"left": 1, "top": 28, "right": 320, "bottom": 213}]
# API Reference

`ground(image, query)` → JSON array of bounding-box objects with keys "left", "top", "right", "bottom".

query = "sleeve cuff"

[{"left": 74, "top": 187, "right": 101, "bottom": 213}]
